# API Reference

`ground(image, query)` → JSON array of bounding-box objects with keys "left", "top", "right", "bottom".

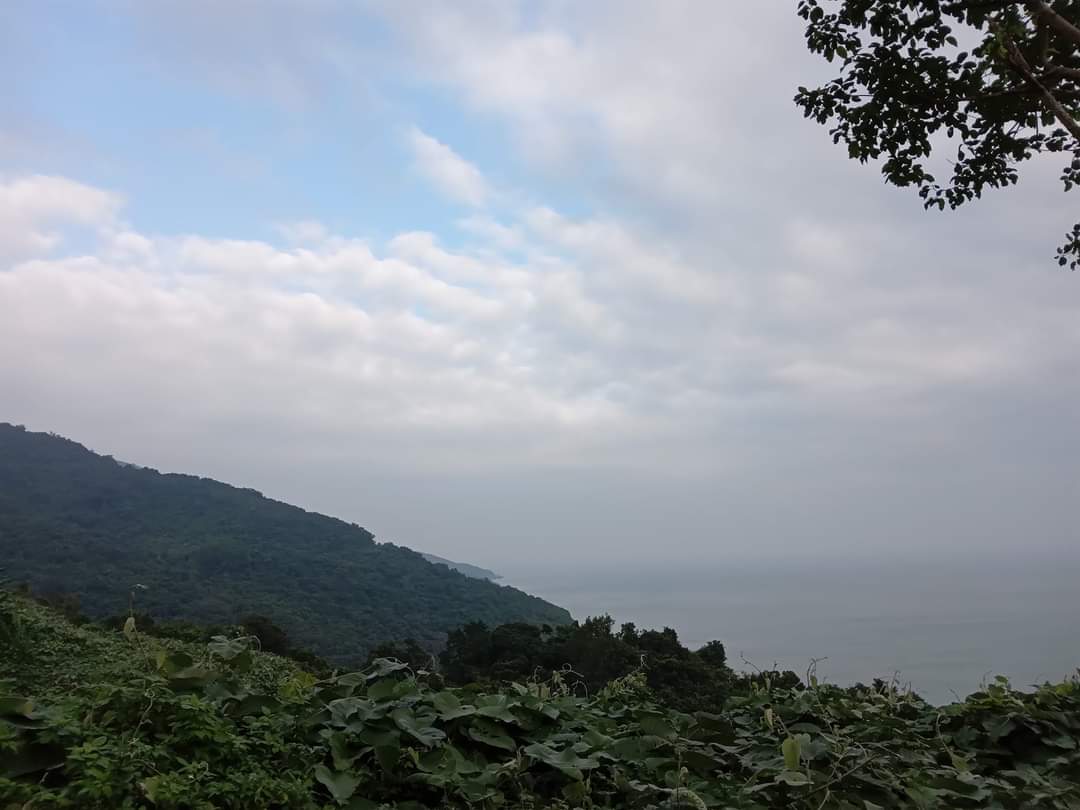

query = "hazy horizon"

[
  {"left": 3, "top": 2, "right": 1078, "bottom": 570},
  {"left": 501, "top": 555, "right": 1080, "bottom": 705}
]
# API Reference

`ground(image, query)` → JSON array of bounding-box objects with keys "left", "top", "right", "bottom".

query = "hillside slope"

[{"left": 0, "top": 424, "right": 570, "bottom": 662}]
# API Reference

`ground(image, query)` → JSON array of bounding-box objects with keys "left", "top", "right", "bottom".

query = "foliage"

[
  {"left": 795, "top": 0, "right": 1080, "bottom": 268},
  {"left": 439, "top": 617, "right": 733, "bottom": 713},
  {"left": 0, "top": 423, "right": 571, "bottom": 664},
  {"left": 0, "top": 595, "right": 302, "bottom": 705},
  {"left": 98, "top": 611, "right": 335, "bottom": 676},
  {"left": 3, "top": 602, "right": 1080, "bottom": 809}
]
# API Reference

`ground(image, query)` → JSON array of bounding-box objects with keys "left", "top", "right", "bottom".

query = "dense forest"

[
  {"left": 373, "top": 617, "right": 738, "bottom": 715},
  {"left": 0, "top": 424, "right": 569, "bottom": 663},
  {"left": 4, "top": 594, "right": 1079, "bottom": 809}
]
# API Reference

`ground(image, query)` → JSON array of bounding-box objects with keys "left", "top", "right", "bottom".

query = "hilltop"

[{"left": 0, "top": 423, "right": 570, "bottom": 662}]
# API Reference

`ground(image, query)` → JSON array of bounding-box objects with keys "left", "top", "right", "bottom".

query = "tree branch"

[
  {"left": 943, "top": 0, "right": 1021, "bottom": 11},
  {"left": 1044, "top": 65, "right": 1080, "bottom": 84},
  {"left": 1024, "top": 1, "right": 1080, "bottom": 49},
  {"left": 999, "top": 20, "right": 1080, "bottom": 141}
]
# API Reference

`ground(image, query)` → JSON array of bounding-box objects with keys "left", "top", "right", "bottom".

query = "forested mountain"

[{"left": 0, "top": 423, "right": 570, "bottom": 662}]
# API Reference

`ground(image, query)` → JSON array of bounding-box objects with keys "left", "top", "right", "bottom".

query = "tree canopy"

[{"left": 795, "top": 0, "right": 1080, "bottom": 268}]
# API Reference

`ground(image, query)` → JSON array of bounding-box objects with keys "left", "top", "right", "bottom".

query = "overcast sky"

[{"left": 2, "top": 2, "right": 1077, "bottom": 571}]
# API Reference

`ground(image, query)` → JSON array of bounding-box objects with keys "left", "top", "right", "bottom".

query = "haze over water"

[{"left": 502, "top": 554, "right": 1080, "bottom": 705}]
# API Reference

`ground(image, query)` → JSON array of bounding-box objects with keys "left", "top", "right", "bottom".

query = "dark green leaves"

[
  {"left": 523, "top": 742, "right": 600, "bottom": 780},
  {"left": 314, "top": 763, "right": 362, "bottom": 805},
  {"left": 390, "top": 707, "right": 445, "bottom": 747},
  {"left": 6, "top": 597, "right": 1080, "bottom": 810},
  {"left": 465, "top": 717, "right": 516, "bottom": 751}
]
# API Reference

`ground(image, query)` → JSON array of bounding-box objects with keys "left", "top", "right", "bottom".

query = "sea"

[{"left": 499, "top": 554, "right": 1080, "bottom": 705}]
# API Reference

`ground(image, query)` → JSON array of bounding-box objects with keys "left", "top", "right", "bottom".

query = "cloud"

[
  {"left": 0, "top": 174, "right": 120, "bottom": 260},
  {"left": 406, "top": 127, "right": 490, "bottom": 207},
  {"left": 3, "top": 174, "right": 1074, "bottom": 470},
  {"left": 2, "top": 2, "right": 1078, "bottom": 566}
]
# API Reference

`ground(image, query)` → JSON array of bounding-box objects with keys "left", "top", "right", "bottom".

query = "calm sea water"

[{"left": 499, "top": 555, "right": 1080, "bottom": 705}]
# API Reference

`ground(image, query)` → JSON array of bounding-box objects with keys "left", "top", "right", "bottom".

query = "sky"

[{"left": 2, "top": 1, "right": 1077, "bottom": 572}]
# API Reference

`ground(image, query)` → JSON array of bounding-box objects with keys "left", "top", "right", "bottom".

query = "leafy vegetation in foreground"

[
  {"left": 0, "top": 423, "right": 570, "bottom": 663},
  {"left": 4, "top": 596, "right": 1080, "bottom": 809}
]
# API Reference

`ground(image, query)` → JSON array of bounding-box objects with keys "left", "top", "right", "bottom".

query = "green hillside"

[{"left": 0, "top": 424, "right": 570, "bottom": 662}]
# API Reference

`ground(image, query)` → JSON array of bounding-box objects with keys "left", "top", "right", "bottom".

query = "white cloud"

[
  {"left": 3, "top": 173, "right": 1073, "bottom": 468},
  {"left": 406, "top": 126, "right": 490, "bottom": 207},
  {"left": 0, "top": 174, "right": 121, "bottom": 261}
]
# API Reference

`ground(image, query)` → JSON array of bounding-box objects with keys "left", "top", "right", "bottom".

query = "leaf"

[
  {"left": 166, "top": 665, "right": 215, "bottom": 689},
  {"left": 438, "top": 705, "right": 477, "bottom": 721},
  {"left": 776, "top": 769, "right": 810, "bottom": 786},
  {"left": 476, "top": 703, "right": 519, "bottom": 724},
  {"left": 367, "top": 679, "right": 399, "bottom": 701},
  {"left": 639, "top": 714, "right": 677, "bottom": 738},
  {"left": 357, "top": 726, "right": 399, "bottom": 748},
  {"left": 391, "top": 707, "right": 445, "bottom": 747},
  {"left": 232, "top": 693, "right": 280, "bottom": 717},
  {"left": 1043, "top": 734, "right": 1077, "bottom": 750},
  {"left": 375, "top": 743, "right": 400, "bottom": 774},
  {"left": 157, "top": 652, "right": 194, "bottom": 676},
  {"left": 329, "top": 732, "right": 356, "bottom": 771},
  {"left": 231, "top": 649, "right": 253, "bottom": 673},
  {"left": 466, "top": 718, "right": 517, "bottom": 751},
  {"left": 366, "top": 658, "right": 409, "bottom": 679},
  {"left": 782, "top": 735, "right": 801, "bottom": 771},
  {"left": 329, "top": 697, "right": 373, "bottom": 726},
  {"left": 523, "top": 742, "right": 599, "bottom": 779},
  {"left": 608, "top": 737, "right": 644, "bottom": 759},
  {"left": 695, "top": 717, "right": 736, "bottom": 745},
  {"left": 431, "top": 691, "right": 461, "bottom": 715},
  {"left": 681, "top": 749, "right": 720, "bottom": 774},
  {"left": 562, "top": 780, "right": 588, "bottom": 804},
  {"left": 314, "top": 764, "right": 361, "bottom": 805},
  {"left": 582, "top": 728, "right": 614, "bottom": 748},
  {"left": 336, "top": 672, "right": 369, "bottom": 688},
  {"left": 140, "top": 775, "right": 164, "bottom": 804}
]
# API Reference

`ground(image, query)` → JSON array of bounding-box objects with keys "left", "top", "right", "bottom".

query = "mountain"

[
  {"left": 0, "top": 423, "right": 570, "bottom": 663},
  {"left": 419, "top": 553, "right": 500, "bottom": 581}
]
